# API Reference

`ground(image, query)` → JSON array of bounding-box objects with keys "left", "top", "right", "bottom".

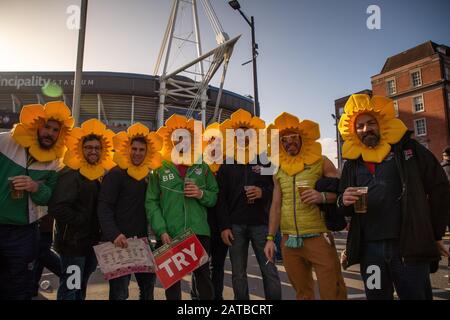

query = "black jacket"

[
  {"left": 216, "top": 159, "right": 274, "bottom": 231},
  {"left": 338, "top": 132, "right": 450, "bottom": 267},
  {"left": 49, "top": 168, "right": 101, "bottom": 256},
  {"left": 442, "top": 160, "right": 450, "bottom": 181},
  {"left": 97, "top": 167, "right": 149, "bottom": 242}
]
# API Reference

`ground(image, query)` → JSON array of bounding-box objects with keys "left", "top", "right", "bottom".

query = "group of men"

[{"left": 0, "top": 94, "right": 449, "bottom": 301}]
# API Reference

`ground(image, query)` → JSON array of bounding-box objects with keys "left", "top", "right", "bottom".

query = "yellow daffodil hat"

[
  {"left": 113, "top": 123, "right": 163, "bottom": 181},
  {"left": 11, "top": 101, "right": 74, "bottom": 162},
  {"left": 267, "top": 112, "right": 322, "bottom": 176},
  {"left": 203, "top": 122, "right": 223, "bottom": 173},
  {"left": 338, "top": 94, "right": 407, "bottom": 163},
  {"left": 157, "top": 114, "right": 204, "bottom": 166},
  {"left": 220, "top": 108, "right": 265, "bottom": 164},
  {"left": 63, "top": 119, "right": 115, "bottom": 180}
]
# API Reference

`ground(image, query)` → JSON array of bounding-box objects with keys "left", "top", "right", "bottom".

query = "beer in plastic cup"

[
  {"left": 244, "top": 186, "right": 255, "bottom": 204},
  {"left": 296, "top": 180, "right": 313, "bottom": 199},
  {"left": 354, "top": 187, "right": 368, "bottom": 213},
  {"left": 8, "top": 177, "right": 24, "bottom": 200}
]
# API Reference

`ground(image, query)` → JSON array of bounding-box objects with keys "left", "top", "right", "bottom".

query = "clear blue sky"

[{"left": 1, "top": 0, "right": 449, "bottom": 161}]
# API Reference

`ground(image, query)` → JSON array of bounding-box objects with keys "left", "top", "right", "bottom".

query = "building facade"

[{"left": 371, "top": 41, "right": 450, "bottom": 159}]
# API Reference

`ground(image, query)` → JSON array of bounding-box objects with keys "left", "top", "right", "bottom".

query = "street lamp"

[
  {"left": 331, "top": 113, "right": 343, "bottom": 170},
  {"left": 228, "top": 0, "right": 259, "bottom": 117}
]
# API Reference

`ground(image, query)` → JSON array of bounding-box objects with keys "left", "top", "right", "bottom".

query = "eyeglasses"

[
  {"left": 83, "top": 145, "right": 102, "bottom": 152},
  {"left": 280, "top": 134, "right": 300, "bottom": 143}
]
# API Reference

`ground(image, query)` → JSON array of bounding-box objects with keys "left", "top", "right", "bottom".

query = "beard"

[
  {"left": 37, "top": 135, "right": 56, "bottom": 149},
  {"left": 361, "top": 132, "right": 380, "bottom": 148}
]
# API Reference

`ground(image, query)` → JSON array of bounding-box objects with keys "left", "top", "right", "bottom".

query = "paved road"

[{"left": 35, "top": 232, "right": 449, "bottom": 300}]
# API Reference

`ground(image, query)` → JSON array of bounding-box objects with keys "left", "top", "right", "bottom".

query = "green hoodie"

[{"left": 145, "top": 160, "right": 218, "bottom": 238}]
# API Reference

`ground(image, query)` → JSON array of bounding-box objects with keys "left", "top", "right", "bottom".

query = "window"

[
  {"left": 411, "top": 70, "right": 422, "bottom": 87},
  {"left": 338, "top": 107, "right": 344, "bottom": 116},
  {"left": 413, "top": 95, "right": 424, "bottom": 113},
  {"left": 445, "top": 66, "right": 450, "bottom": 81},
  {"left": 414, "top": 118, "right": 427, "bottom": 136},
  {"left": 386, "top": 79, "right": 396, "bottom": 95},
  {"left": 393, "top": 101, "right": 399, "bottom": 117}
]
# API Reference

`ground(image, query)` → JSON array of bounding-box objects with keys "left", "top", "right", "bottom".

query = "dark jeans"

[
  {"left": 192, "top": 232, "right": 228, "bottom": 300},
  {"left": 0, "top": 223, "right": 39, "bottom": 300},
  {"left": 109, "top": 272, "right": 156, "bottom": 300},
  {"left": 360, "top": 239, "right": 432, "bottom": 300},
  {"left": 229, "top": 224, "right": 282, "bottom": 300},
  {"left": 33, "top": 231, "right": 62, "bottom": 296},
  {"left": 57, "top": 248, "right": 97, "bottom": 300},
  {"left": 163, "top": 235, "right": 214, "bottom": 300},
  {"left": 274, "top": 229, "right": 283, "bottom": 261}
]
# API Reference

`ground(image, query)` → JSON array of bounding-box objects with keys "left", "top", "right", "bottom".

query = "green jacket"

[
  {"left": 0, "top": 132, "right": 59, "bottom": 225},
  {"left": 145, "top": 160, "right": 218, "bottom": 238}
]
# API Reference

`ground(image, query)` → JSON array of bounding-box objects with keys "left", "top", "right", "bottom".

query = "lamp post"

[
  {"left": 331, "top": 113, "right": 343, "bottom": 170},
  {"left": 228, "top": 0, "right": 259, "bottom": 116}
]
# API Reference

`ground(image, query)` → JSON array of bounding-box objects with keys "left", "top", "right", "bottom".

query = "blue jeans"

[
  {"left": 229, "top": 224, "right": 282, "bottom": 300},
  {"left": 33, "top": 231, "right": 62, "bottom": 296},
  {"left": 57, "top": 248, "right": 98, "bottom": 300},
  {"left": 0, "top": 223, "right": 39, "bottom": 300},
  {"left": 109, "top": 272, "right": 156, "bottom": 300},
  {"left": 360, "top": 239, "right": 432, "bottom": 300}
]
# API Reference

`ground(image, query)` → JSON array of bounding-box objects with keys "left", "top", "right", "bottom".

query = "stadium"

[{"left": 0, "top": 71, "right": 254, "bottom": 132}]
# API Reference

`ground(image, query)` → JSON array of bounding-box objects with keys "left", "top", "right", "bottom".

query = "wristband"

[
  {"left": 266, "top": 234, "right": 274, "bottom": 241},
  {"left": 321, "top": 192, "right": 327, "bottom": 204}
]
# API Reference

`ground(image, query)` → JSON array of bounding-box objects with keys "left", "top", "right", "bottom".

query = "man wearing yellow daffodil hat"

[
  {"left": 215, "top": 109, "right": 282, "bottom": 300},
  {"left": 0, "top": 101, "right": 73, "bottom": 300},
  {"left": 146, "top": 114, "right": 218, "bottom": 300},
  {"left": 263, "top": 112, "right": 347, "bottom": 300},
  {"left": 98, "top": 122, "right": 162, "bottom": 300},
  {"left": 48, "top": 119, "right": 115, "bottom": 300},
  {"left": 337, "top": 94, "right": 450, "bottom": 300}
]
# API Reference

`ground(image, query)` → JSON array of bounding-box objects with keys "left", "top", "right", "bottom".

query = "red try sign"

[{"left": 153, "top": 230, "right": 208, "bottom": 289}]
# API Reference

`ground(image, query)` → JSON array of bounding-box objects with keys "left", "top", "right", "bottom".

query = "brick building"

[{"left": 371, "top": 41, "right": 450, "bottom": 160}]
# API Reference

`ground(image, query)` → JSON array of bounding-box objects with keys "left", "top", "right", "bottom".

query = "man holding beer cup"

[
  {"left": 337, "top": 94, "right": 450, "bottom": 300},
  {"left": 0, "top": 101, "right": 74, "bottom": 300}
]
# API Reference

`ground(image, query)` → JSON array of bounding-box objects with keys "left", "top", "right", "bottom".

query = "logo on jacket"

[
  {"left": 404, "top": 149, "right": 413, "bottom": 161},
  {"left": 194, "top": 168, "right": 202, "bottom": 175},
  {"left": 251, "top": 165, "right": 261, "bottom": 174}
]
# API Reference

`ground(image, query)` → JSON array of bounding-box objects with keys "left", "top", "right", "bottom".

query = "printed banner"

[{"left": 93, "top": 237, "right": 155, "bottom": 280}]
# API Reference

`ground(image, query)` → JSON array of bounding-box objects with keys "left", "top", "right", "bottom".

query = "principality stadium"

[{"left": 0, "top": 71, "right": 254, "bottom": 132}]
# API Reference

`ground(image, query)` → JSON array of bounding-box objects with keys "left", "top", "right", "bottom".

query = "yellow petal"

[
  {"left": 113, "top": 152, "right": 130, "bottom": 169},
  {"left": 299, "top": 120, "right": 320, "bottom": 140},
  {"left": 11, "top": 124, "right": 35, "bottom": 147},
  {"left": 29, "top": 144, "right": 56, "bottom": 162},
  {"left": 165, "top": 114, "right": 189, "bottom": 129},
  {"left": 273, "top": 112, "right": 299, "bottom": 130},
  {"left": 302, "top": 141, "right": 322, "bottom": 165},
  {"left": 342, "top": 140, "right": 362, "bottom": 160},
  {"left": 113, "top": 131, "right": 130, "bottom": 151},
  {"left": 128, "top": 122, "right": 149, "bottom": 138},
  {"left": 361, "top": 142, "right": 391, "bottom": 163},
  {"left": 127, "top": 165, "right": 148, "bottom": 181},
  {"left": 64, "top": 150, "right": 82, "bottom": 169},
  {"left": 44, "top": 101, "right": 72, "bottom": 122},
  {"left": 102, "top": 157, "right": 116, "bottom": 171},
  {"left": 80, "top": 164, "right": 105, "bottom": 181},
  {"left": 81, "top": 119, "right": 106, "bottom": 135},
  {"left": 19, "top": 104, "right": 45, "bottom": 125},
  {"left": 148, "top": 132, "right": 163, "bottom": 152},
  {"left": 382, "top": 118, "right": 407, "bottom": 145},
  {"left": 344, "top": 94, "right": 371, "bottom": 115},
  {"left": 371, "top": 95, "right": 394, "bottom": 117}
]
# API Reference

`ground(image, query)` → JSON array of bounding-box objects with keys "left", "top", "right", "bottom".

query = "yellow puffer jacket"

[{"left": 275, "top": 158, "right": 328, "bottom": 235}]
